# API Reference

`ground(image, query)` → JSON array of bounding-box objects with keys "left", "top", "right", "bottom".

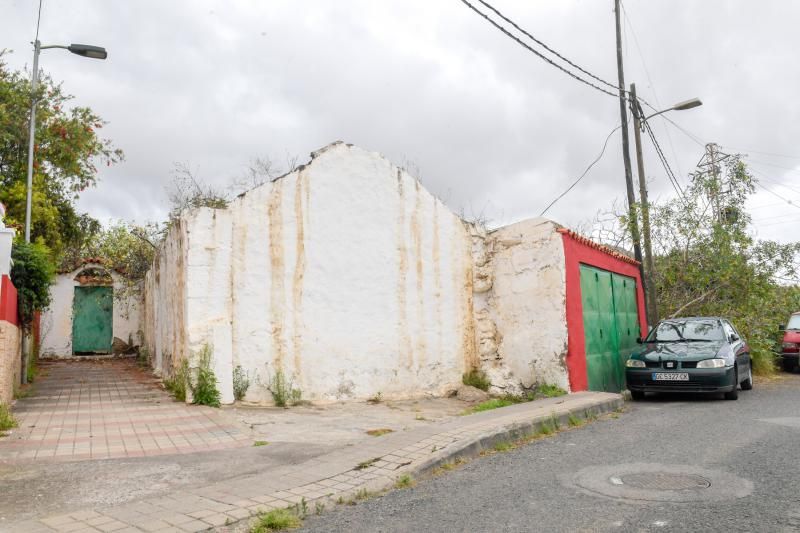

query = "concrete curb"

[
  {"left": 409, "top": 395, "right": 624, "bottom": 480},
  {"left": 233, "top": 394, "right": 624, "bottom": 531}
]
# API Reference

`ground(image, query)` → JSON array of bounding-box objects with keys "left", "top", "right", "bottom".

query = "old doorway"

[
  {"left": 72, "top": 285, "right": 113, "bottom": 355},
  {"left": 579, "top": 264, "right": 640, "bottom": 392}
]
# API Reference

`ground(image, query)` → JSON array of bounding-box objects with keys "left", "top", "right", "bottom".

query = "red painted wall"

[
  {"left": 0, "top": 275, "right": 18, "bottom": 326},
  {"left": 559, "top": 229, "right": 647, "bottom": 392}
]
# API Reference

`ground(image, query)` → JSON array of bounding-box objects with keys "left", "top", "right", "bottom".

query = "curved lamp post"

[
  {"left": 20, "top": 40, "right": 106, "bottom": 385},
  {"left": 630, "top": 84, "right": 702, "bottom": 327},
  {"left": 24, "top": 40, "right": 107, "bottom": 242}
]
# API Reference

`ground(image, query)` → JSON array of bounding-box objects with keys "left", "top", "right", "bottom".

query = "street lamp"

[
  {"left": 24, "top": 39, "right": 107, "bottom": 243},
  {"left": 629, "top": 83, "right": 702, "bottom": 327}
]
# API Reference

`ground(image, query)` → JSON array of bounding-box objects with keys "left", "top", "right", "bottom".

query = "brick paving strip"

[
  {"left": 14, "top": 391, "right": 623, "bottom": 533},
  {"left": 0, "top": 360, "right": 249, "bottom": 463}
]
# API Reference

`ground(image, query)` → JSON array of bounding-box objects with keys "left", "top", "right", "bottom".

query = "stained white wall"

[
  {"left": 473, "top": 218, "right": 569, "bottom": 392},
  {"left": 142, "top": 221, "right": 188, "bottom": 376},
  {"left": 145, "top": 142, "right": 476, "bottom": 404},
  {"left": 40, "top": 264, "right": 142, "bottom": 357}
]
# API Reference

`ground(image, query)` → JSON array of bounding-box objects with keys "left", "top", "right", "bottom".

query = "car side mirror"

[
  {"left": 779, "top": 324, "right": 786, "bottom": 332},
  {"left": 729, "top": 334, "right": 739, "bottom": 343},
  {"left": 636, "top": 337, "right": 643, "bottom": 344}
]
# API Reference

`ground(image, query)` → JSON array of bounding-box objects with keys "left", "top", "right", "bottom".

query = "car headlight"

[
  {"left": 626, "top": 359, "right": 646, "bottom": 368},
  {"left": 696, "top": 358, "right": 726, "bottom": 369}
]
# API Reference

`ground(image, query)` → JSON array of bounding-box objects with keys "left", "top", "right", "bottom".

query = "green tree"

[
  {"left": 0, "top": 51, "right": 122, "bottom": 256},
  {"left": 648, "top": 156, "right": 800, "bottom": 375}
]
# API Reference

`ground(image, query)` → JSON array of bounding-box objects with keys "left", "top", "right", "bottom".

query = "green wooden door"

[
  {"left": 580, "top": 265, "right": 639, "bottom": 392},
  {"left": 72, "top": 286, "right": 113, "bottom": 354}
]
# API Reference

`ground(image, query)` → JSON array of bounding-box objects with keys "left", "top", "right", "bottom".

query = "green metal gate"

[
  {"left": 72, "top": 286, "right": 113, "bottom": 354},
  {"left": 579, "top": 265, "right": 639, "bottom": 392}
]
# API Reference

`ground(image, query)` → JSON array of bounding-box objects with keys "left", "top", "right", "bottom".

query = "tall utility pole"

[
  {"left": 614, "top": 0, "right": 643, "bottom": 268},
  {"left": 629, "top": 83, "right": 658, "bottom": 327}
]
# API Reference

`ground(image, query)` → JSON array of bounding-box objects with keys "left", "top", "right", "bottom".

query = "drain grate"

[{"left": 618, "top": 472, "right": 711, "bottom": 491}]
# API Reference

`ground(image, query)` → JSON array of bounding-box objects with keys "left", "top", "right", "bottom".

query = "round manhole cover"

[
  {"left": 618, "top": 472, "right": 711, "bottom": 491},
  {"left": 569, "top": 463, "right": 753, "bottom": 503}
]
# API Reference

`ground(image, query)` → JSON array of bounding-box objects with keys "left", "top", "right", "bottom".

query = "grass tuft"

[
  {"left": 0, "top": 403, "right": 18, "bottom": 432},
  {"left": 536, "top": 384, "right": 567, "bottom": 398},
  {"left": 567, "top": 413, "right": 583, "bottom": 427},
  {"left": 395, "top": 474, "right": 415, "bottom": 489},
  {"left": 462, "top": 369, "right": 491, "bottom": 391},
  {"left": 493, "top": 440, "right": 514, "bottom": 452},
  {"left": 253, "top": 440, "right": 269, "bottom": 447},
  {"left": 163, "top": 358, "right": 189, "bottom": 402},
  {"left": 355, "top": 457, "right": 381, "bottom": 470},
  {"left": 191, "top": 344, "right": 221, "bottom": 407},
  {"left": 250, "top": 508, "right": 302, "bottom": 532}
]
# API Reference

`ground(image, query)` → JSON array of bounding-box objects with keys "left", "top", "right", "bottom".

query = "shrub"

[
  {"left": 233, "top": 365, "right": 251, "bottom": 401},
  {"left": 191, "top": 344, "right": 221, "bottom": 407},
  {"left": 267, "top": 369, "right": 302, "bottom": 407},
  {"left": 10, "top": 240, "right": 55, "bottom": 328},
  {"left": 164, "top": 358, "right": 189, "bottom": 402},
  {"left": 462, "top": 369, "right": 490, "bottom": 391}
]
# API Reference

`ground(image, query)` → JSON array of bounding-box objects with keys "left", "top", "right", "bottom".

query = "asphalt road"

[{"left": 299, "top": 373, "right": 800, "bottom": 533}]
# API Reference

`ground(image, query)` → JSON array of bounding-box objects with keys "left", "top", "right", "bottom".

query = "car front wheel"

[
  {"left": 630, "top": 390, "right": 645, "bottom": 401},
  {"left": 724, "top": 368, "right": 739, "bottom": 400},
  {"left": 741, "top": 363, "right": 753, "bottom": 391}
]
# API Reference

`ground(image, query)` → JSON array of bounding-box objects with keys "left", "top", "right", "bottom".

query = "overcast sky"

[{"left": 3, "top": 0, "right": 800, "bottom": 244}]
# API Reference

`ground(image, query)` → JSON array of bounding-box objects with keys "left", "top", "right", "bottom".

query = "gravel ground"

[{"left": 298, "top": 374, "right": 800, "bottom": 533}]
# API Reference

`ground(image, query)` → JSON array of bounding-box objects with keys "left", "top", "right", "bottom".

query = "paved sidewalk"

[
  {"left": 0, "top": 359, "right": 249, "bottom": 463},
  {"left": 11, "top": 391, "right": 623, "bottom": 533}
]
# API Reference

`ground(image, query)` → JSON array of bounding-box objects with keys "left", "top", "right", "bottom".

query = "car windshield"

[
  {"left": 646, "top": 319, "right": 726, "bottom": 342},
  {"left": 787, "top": 315, "right": 800, "bottom": 330}
]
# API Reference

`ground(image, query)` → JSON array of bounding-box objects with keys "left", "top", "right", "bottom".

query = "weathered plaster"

[
  {"left": 146, "top": 143, "right": 475, "bottom": 404},
  {"left": 477, "top": 218, "right": 570, "bottom": 393}
]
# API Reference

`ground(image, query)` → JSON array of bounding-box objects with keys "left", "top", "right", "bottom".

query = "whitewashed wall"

[
  {"left": 145, "top": 142, "right": 476, "bottom": 404},
  {"left": 40, "top": 264, "right": 142, "bottom": 357},
  {"left": 142, "top": 221, "right": 188, "bottom": 376},
  {"left": 476, "top": 218, "right": 570, "bottom": 392}
]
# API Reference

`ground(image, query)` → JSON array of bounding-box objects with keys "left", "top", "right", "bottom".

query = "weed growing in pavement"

[
  {"left": 415, "top": 414, "right": 430, "bottom": 421},
  {"left": 314, "top": 502, "right": 325, "bottom": 515},
  {"left": 586, "top": 410, "right": 598, "bottom": 422},
  {"left": 395, "top": 474, "right": 415, "bottom": 489},
  {"left": 467, "top": 398, "right": 516, "bottom": 413},
  {"left": 462, "top": 369, "right": 491, "bottom": 391},
  {"left": 432, "top": 457, "right": 466, "bottom": 475},
  {"left": 253, "top": 440, "right": 269, "bottom": 447},
  {"left": 0, "top": 403, "right": 18, "bottom": 432},
  {"left": 336, "top": 496, "right": 345, "bottom": 505},
  {"left": 250, "top": 508, "right": 301, "bottom": 532},
  {"left": 164, "top": 358, "right": 189, "bottom": 402},
  {"left": 267, "top": 369, "right": 303, "bottom": 408},
  {"left": 355, "top": 457, "right": 381, "bottom": 470},
  {"left": 367, "top": 392, "right": 383, "bottom": 404},
  {"left": 190, "top": 344, "right": 221, "bottom": 407},
  {"left": 366, "top": 428, "right": 393, "bottom": 437},
  {"left": 136, "top": 347, "right": 151, "bottom": 368},
  {"left": 354, "top": 488, "right": 371, "bottom": 501},
  {"left": 568, "top": 413, "right": 583, "bottom": 427},
  {"left": 293, "top": 498, "right": 309, "bottom": 519},
  {"left": 550, "top": 414, "right": 561, "bottom": 430},
  {"left": 233, "top": 365, "right": 251, "bottom": 401}
]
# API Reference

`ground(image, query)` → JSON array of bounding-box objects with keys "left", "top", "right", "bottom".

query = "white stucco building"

[{"left": 139, "top": 142, "right": 647, "bottom": 405}]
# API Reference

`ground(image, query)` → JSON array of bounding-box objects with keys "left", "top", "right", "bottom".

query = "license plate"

[{"left": 652, "top": 372, "right": 689, "bottom": 381}]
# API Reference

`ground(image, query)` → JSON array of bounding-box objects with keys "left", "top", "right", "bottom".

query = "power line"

[
  {"left": 642, "top": 118, "right": 687, "bottom": 204},
  {"left": 619, "top": 0, "right": 683, "bottom": 178},
  {"left": 540, "top": 124, "right": 620, "bottom": 216},
  {"left": 475, "top": 0, "right": 619, "bottom": 91},
  {"left": 458, "top": 0, "right": 619, "bottom": 98},
  {"left": 753, "top": 181, "right": 800, "bottom": 211},
  {"left": 34, "top": 0, "right": 43, "bottom": 42},
  {"left": 723, "top": 147, "right": 800, "bottom": 160}
]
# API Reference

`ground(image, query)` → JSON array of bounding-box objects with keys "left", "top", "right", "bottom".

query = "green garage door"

[
  {"left": 72, "top": 286, "right": 113, "bottom": 354},
  {"left": 580, "top": 265, "right": 640, "bottom": 392}
]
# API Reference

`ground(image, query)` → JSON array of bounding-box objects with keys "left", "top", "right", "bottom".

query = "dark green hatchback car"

[{"left": 625, "top": 317, "right": 753, "bottom": 400}]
